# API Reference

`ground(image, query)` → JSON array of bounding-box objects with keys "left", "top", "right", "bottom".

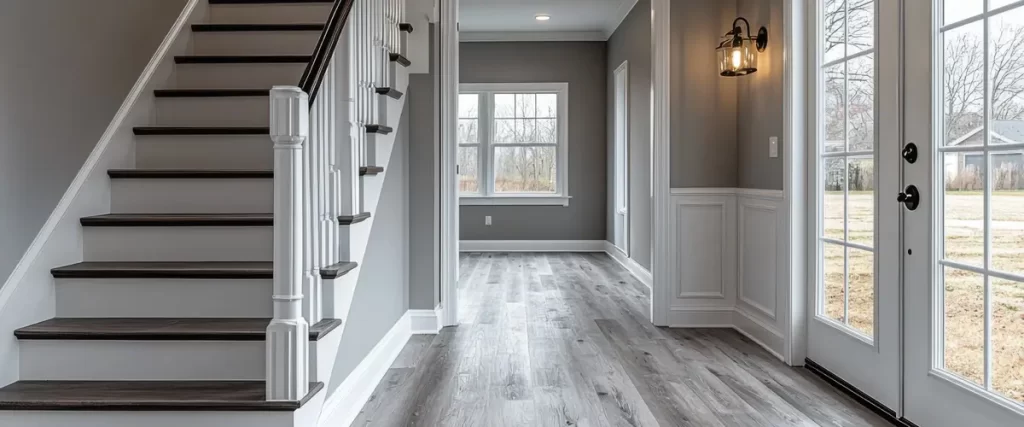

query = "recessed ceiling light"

[{"left": 535, "top": 14, "right": 551, "bottom": 21}]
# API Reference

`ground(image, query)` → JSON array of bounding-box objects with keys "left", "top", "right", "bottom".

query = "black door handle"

[{"left": 898, "top": 185, "right": 920, "bottom": 211}]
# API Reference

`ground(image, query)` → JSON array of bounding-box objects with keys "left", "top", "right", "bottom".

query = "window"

[
  {"left": 458, "top": 83, "right": 569, "bottom": 206},
  {"left": 817, "top": 0, "right": 877, "bottom": 338}
]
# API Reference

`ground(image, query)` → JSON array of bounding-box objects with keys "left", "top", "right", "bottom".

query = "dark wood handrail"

[{"left": 298, "top": 0, "right": 356, "bottom": 105}]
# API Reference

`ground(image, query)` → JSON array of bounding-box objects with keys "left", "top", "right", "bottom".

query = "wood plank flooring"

[{"left": 352, "top": 252, "right": 890, "bottom": 426}]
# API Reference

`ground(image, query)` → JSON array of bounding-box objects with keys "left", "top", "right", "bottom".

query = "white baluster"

[{"left": 267, "top": 86, "right": 309, "bottom": 402}]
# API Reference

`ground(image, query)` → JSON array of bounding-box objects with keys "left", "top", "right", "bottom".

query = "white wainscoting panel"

[
  {"left": 668, "top": 188, "right": 786, "bottom": 360},
  {"left": 670, "top": 190, "right": 736, "bottom": 310}
]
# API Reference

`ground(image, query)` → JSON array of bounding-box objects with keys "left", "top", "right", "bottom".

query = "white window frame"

[{"left": 458, "top": 82, "right": 570, "bottom": 206}]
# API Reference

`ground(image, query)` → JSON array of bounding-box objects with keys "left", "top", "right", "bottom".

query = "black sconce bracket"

[{"left": 726, "top": 17, "right": 769, "bottom": 52}]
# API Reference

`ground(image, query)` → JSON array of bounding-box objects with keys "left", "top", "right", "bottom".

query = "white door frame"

[
  {"left": 650, "top": 0, "right": 672, "bottom": 326},
  {"left": 784, "top": 0, "right": 810, "bottom": 366},
  {"left": 439, "top": 0, "right": 459, "bottom": 327},
  {"left": 613, "top": 60, "right": 631, "bottom": 256}
]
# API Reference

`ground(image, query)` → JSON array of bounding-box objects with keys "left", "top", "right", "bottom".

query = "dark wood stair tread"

[
  {"left": 338, "top": 212, "right": 371, "bottom": 225},
  {"left": 108, "top": 169, "right": 273, "bottom": 179},
  {"left": 0, "top": 380, "right": 323, "bottom": 411},
  {"left": 134, "top": 126, "right": 270, "bottom": 135},
  {"left": 375, "top": 87, "right": 404, "bottom": 100},
  {"left": 15, "top": 318, "right": 342, "bottom": 341},
  {"left": 365, "top": 124, "right": 393, "bottom": 135},
  {"left": 175, "top": 55, "right": 311, "bottom": 64},
  {"left": 389, "top": 53, "right": 411, "bottom": 67},
  {"left": 192, "top": 23, "right": 325, "bottom": 32},
  {"left": 81, "top": 213, "right": 273, "bottom": 227},
  {"left": 154, "top": 89, "right": 270, "bottom": 97},
  {"left": 52, "top": 261, "right": 274, "bottom": 279},
  {"left": 360, "top": 166, "right": 384, "bottom": 176},
  {"left": 320, "top": 261, "right": 358, "bottom": 280}
]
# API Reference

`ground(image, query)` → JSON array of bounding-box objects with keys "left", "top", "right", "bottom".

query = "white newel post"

[{"left": 267, "top": 86, "right": 310, "bottom": 401}]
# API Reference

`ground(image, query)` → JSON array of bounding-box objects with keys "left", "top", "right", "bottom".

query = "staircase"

[{"left": 0, "top": 0, "right": 411, "bottom": 426}]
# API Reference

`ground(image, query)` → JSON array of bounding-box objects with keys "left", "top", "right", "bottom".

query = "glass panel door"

[
  {"left": 806, "top": 0, "right": 902, "bottom": 410},
  {"left": 903, "top": 0, "right": 1024, "bottom": 424}
]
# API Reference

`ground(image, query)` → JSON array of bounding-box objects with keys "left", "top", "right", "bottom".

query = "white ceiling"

[{"left": 460, "top": 0, "right": 638, "bottom": 41}]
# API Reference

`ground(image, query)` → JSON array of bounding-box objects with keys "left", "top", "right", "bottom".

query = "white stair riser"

[
  {"left": 55, "top": 278, "right": 273, "bottom": 318},
  {"left": 0, "top": 412, "right": 298, "bottom": 427},
  {"left": 155, "top": 97, "right": 269, "bottom": 127},
  {"left": 83, "top": 227, "right": 272, "bottom": 262},
  {"left": 20, "top": 340, "right": 329, "bottom": 381},
  {"left": 193, "top": 32, "right": 320, "bottom": 56},
  {"left": 111, "top": 178, "right": 273, "bottom": 214},
  {"left": 174, "top": 63, "right": 306, "bottom": 89},
  {"left": 21, "top": 341, "right": 264, "bottom": 381},
  {"left": 135, "top": 136, "right": 273, "bottom": 170},
  {"left": 209, "top": 4, "right": 333, "bottom": 24}
]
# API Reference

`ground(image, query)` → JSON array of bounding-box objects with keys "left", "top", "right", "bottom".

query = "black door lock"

[
  {"left": 898, "top": 185, "right": 920, "bottom": 211},
  {"left": 902, "top": 143, "right": 918, "bottom": 164}
]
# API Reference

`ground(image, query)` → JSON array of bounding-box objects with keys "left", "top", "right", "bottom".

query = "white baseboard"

[
  {"left": 603, "top": 242, "right": 653, "bottom": 289},
  {"left": 666, "top": 307, "right": 736, "bottom": 328},
  {"left": 459, "top": 240, "right": 606, "bottom": 252},
  {"left": 318, "top": 311, "right": 413, "bottom": 427},
  {"left": 408, "top": 306, "right": 443, "bottom": 334},
  {"left": 733, "top": 307, "right": 786, "bottom": 361}
]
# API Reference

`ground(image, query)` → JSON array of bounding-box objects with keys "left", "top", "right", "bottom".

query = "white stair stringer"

[{"left": 313, "top": 63, "right": 410, "bottom": 401}]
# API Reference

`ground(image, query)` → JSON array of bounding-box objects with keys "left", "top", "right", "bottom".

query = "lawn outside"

[{"left": 822, "top": 191, "right": 1024, "bottom": 404}]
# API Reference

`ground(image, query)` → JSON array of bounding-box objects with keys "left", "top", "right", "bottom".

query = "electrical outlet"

[
  {"left": 485, "top": 216, "right": 492, "bottom": 226},
  {"left": 769, "top": 136, "right": 779, "bottom": 158}
]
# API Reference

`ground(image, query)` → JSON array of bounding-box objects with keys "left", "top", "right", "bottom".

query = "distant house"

[{"left": 946, "top": 121, "right": 1024, "bottom": 190}]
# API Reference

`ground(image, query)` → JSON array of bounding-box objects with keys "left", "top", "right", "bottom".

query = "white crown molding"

[
  {"left": 604, "top": 0, "right": 640, "bottom": 38},
  {"left": 460, "top": 31, "right": 608, "bottom": 42}
]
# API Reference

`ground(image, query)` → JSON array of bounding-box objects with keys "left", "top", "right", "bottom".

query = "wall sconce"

[{"left": 716, "top": 17, "right": 768, "bottom": 77}]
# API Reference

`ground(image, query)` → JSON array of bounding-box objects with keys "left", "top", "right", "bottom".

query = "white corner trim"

[
  {"left": 0, "top": 0, "right": 203, "bottom": 314},
  {"left": 318, "top": 311, "right": 413, "bottom": 427},
  {"left": 460, "top": 240, "right": 606, "bottom": 252},
  {"left": 409, "top": 307, "right": 443, "bottom": 334},
  {"left": 459, "top": 195, "right": 571, "bottom": 206},
  {"left": 460, "top": 31, "right": 608, "bottom": 42},
  {"left": 605, "top": 0, "right": 640, "bottom": 38},
  {"left": 603, "top": 242, "right": 653, "bottom": 289}
]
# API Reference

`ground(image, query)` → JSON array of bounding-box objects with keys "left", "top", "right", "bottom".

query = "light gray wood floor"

[{"left": 351, "top": 252, "right": 890, "bottom": 426}]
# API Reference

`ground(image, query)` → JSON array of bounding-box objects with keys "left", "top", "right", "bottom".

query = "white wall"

[
  {"left": 0, "top": 0, "right": 188, "bottom": 289},
  {"left": 668, "top": 188, "right": 787, "bottom": 359}
]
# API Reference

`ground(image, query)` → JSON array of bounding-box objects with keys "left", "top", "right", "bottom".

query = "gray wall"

[
  {"left": 408, "top": 25, "right": 440, "bottom": 311},
  {"left": 0, "top": 0, "right": 186, "bottom": 287},
  {"left": 607, "top": 0, "right": 653, "bottom": 270},
  {"left": 670, "top": 0, "right": 739, "bottom": 188},
  {"left": 329, "top": 109, "right": 411, "bottom": 393},
  {"left": 460, "top": 42, "right": 608, "bottom": 241},
  {"left": 737, "top": 0, "right": 785, "bottom": 190}
]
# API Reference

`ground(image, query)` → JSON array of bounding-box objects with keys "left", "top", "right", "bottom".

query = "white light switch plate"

[
  {"left": 769, "top": 137, "right": 779, "bottom": 158},
  {"left": 485, "top": 216, "right": 492, "bottom": 226}
]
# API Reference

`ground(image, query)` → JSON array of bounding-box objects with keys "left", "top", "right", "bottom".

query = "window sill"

[{"left": 459, "top": 195, "right": 571, "bottom": 207}]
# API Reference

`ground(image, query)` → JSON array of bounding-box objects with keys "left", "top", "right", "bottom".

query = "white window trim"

[{"left": 458, "top": 82, "right": 570, "bottom": 206}]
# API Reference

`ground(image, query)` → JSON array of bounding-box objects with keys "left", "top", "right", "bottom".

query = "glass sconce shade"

[{"left": 717, "top": 42, "right": 758, "bottom": 76}]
